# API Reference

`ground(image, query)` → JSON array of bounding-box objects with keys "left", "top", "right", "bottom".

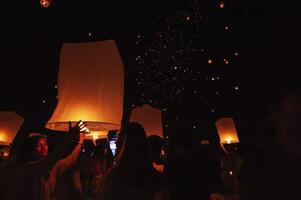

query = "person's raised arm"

[
  {"left": 27, "top": 121, "right": 88, "bottom": 176},
  {"left": 53, "top": 127, "right": 87, "bottom": 176}
]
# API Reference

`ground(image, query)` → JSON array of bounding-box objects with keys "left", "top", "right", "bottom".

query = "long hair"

[
  {"left": 104, "top": 123, "right": 153, "bottom": 184},
  {"left": 117, "top": 122, "right": 150, "bottom": 164}
]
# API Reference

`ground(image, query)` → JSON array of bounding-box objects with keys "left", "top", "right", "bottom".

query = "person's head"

[
  {"left": 170, "top": 128, "right": 199, "bottom": 158},
  {"left": 23, "top": 135, "right": 48, "bottom": 162},
  {"left": 94, "top": 139, "right": 107, "bottom": 158},
  {"left": 147, "top": 135, "right": 163, "bottom": 162},
  {"left": 116, "top": 122, "right": 149, "bottom": 163}
]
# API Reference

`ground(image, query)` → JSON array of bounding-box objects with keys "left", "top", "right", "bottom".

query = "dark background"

[{"left": 0, "top": 0, "right": 300, "bottom": 146}]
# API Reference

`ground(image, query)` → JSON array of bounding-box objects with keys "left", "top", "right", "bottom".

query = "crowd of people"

[{"left": 0, "top": 87, "right": 301, "bottom": 200}]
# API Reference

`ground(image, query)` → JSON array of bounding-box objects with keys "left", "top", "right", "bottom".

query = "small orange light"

[
  {"left": 219, "top": 2, "right": 225, "bottom": 9},
  {"left": 40, "top": 0, "right": 51, "bottom": 8}
]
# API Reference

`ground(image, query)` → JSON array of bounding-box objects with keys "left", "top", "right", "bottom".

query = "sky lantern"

[
  {"left": 46, "top": 40, "right": 124, "bottom": 140},
  {"left": 0, "top": 111, "right": 24, "bottom": 145},
  {"left": 215, "top": 117, "right": 239, "bottom": 144},
  {"left": 130, "top": 104, "right": 163, "bottom": 138},
  {"left": 40, "top": 0, "right": 52, "bottom": 8}
]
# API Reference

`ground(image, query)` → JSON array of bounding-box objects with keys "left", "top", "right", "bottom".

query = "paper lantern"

[
  {"left": 46, "top": 40, "right": 124, "bottom": 139},
  {"left": 130, "top": 104, "right": 163, "bottom": 138},
  {"left": 0, "top": 111, "right": 25, "bottom": 145},
  {"left": 215, "top": 117, "right": 239, "bottom": 144}
]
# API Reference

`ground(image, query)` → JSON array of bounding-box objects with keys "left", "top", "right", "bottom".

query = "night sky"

[{"left": 1, "top": 0, "right": 300, "bottom": 144}]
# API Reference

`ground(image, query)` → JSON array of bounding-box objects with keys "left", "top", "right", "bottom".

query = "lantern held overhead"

[
  {"left": 215, "top": 117, "right": 239, "bottom": 144},
  {"left": 46, "top": 40, "right": 124, "bottom": 139},
  {"left": 0, "top": 111, "right": 25, "bottom": 145}
]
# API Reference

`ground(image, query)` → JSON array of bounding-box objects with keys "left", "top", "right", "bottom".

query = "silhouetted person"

[
  {"left": 4, "top": 121, "right": 87, "bottom": 200},
  {"left": 165, "top": 129, "right": 223, "bottom": 200},
  {"left": 148, "top": 135, "right": 164, "bottom": 172},
  {"left": 86, "top": 140, "right": 111, "bottom": 199},
  {"left": 0, "top": 151, "right": 5, "bottom": 162},
  {"left": 238, "top": 87, "right": 301, "bottom": 200},
  {"left": 95, "top": 122, "right": 162, "bottom": 200}
]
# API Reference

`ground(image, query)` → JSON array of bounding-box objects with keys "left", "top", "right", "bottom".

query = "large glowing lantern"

[
  {"left": 215, "top": 117, "right": 239, "bottom": 144},
  {"left": 46, "top": 40, "right": 124, "bottom": 139},
  {"left": 130, "top": 104, "right": 163, "bottom": 138},
  {"left": 0, "top": 112, "right": 25, "bottom": 145}
]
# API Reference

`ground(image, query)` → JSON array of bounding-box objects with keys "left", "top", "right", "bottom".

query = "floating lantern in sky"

[
  {"left": 219, "top": 1, "right": 225, "bottom": 9},
  {"left": 0, "top": 111, "right": 24, "bottom": 145},
  {"left": 130, "top": 104, "right": 163, "bottom": 138},
  {"left": 46, "top": 40, "right": 124, "bottom": 139},
  {"left": 215, "top": 117, "right": 239, "bottom": 144},
  {"left": 40, "top": 0, "right": 51, "bottom": 8}
]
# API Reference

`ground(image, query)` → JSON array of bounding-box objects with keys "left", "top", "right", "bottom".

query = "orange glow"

[
  {"left": 130, "top": 104, "right": 163, "bottom": 138},
  {"left": 85, "top": 131, "right": 108, "bottom": 140},
  {"left": 219, "top": 2, "right": 225, "bottom": 9},
  {"left": 0, "top": 133, "right": 7, "bottom": 143},
  {"left": 226, "top": 136, "right": 234, "bottom": 144},
  {"left": 40, "top": 0, "right": 51, "bottom": 8},
  {"left": 215, "top": 118, "right": 239, "bottom": 144},
  {"left": 46, "top": 40, "right": 124, "bottom": 133},
  {"left": 208, "top": 59, "right": 213, "bottom": 64},
  {"left": 0, "top": 112, "right": 24, "bottom": 144},
  {"left": 152, "top": 162, "right": 164, "bottom": 173}
]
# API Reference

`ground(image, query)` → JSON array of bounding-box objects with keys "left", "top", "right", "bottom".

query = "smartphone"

[
  {"left": 109, "top": 139, "right": 117, "bottom": 156},
  {"left": 108, "top": 130, "right": 118, "bottom": 156}
]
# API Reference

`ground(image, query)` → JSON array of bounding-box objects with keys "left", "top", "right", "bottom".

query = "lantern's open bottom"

[{"left": 46, "top": 121, "right": 120, "bottom": 139}]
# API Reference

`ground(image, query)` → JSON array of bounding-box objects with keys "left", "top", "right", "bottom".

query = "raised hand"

[{"left": 68, "top": 120, "right": 90, "bottom": 143}]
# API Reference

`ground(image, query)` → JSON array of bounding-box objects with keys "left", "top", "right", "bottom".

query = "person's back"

[
  {"left": 165, "top": 129, "right": 222, "bottom": 200},
  {"left": 238, "top": 87, "right": 301, "bottom": 200},
  {"left": 95, "top": 123, "right": 162, "bottom": 200},
  {"left": 98, "top": 164, "right": 161, "bottom": 200}
]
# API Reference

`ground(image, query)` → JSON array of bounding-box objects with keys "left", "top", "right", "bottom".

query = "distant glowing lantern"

[
  {"left": 130, "top": 104, "right": 163, "bottom": 138},
  {"left": 40, "top": 0, "right": 51, "bottom": 8},
  {"left": 219, "top": 2, "right": 225, "bottom": 9},
  {"left": 215, "top": 118, "right": 239, "bottom": 144},
  {"left": 46, "top": 40, "right": 124, "bottom": 139},
  {"left": 0, "top": 112, "right": 24, "bottom": 145},
  {"left": 1, "top": 146, "right": 10, "bottom": 157}
]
